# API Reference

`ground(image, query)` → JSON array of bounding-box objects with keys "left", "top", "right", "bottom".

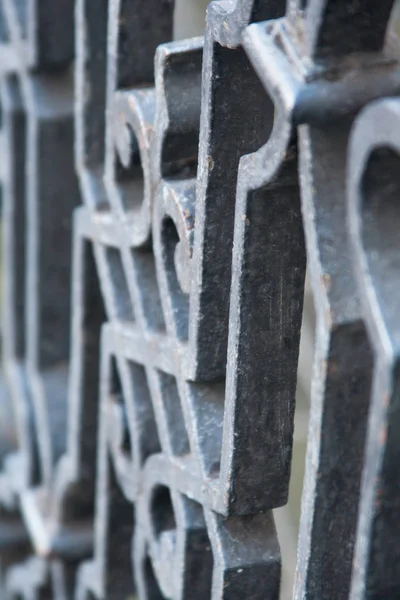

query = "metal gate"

[{"left": 0, "top": 0, "right": 399, "bottom": 598}]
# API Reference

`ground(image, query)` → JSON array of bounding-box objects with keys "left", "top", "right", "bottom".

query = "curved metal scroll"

[{"left": 348, "top": 98, "right": 400, "bottom": 600}]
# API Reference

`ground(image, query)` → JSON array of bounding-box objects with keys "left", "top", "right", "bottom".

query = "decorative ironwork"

[{"left": 0, "top": 0, "right": 399, "bottom": 598}]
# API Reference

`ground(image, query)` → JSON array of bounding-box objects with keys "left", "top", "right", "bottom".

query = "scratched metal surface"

[{"left": 0, "top": 1, "right": 399, "bottom": 599}]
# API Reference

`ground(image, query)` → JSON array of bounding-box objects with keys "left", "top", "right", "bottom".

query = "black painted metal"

[{"left": 0, "top": 1, "right": 399, "bottom": 598}]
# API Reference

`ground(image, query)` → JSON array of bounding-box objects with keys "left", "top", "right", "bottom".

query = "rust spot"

[
  {"left": 327, "top": 359, "right": 338, "bottom": 375},
  {"left": 383, "top": 393, "right": 391, "bottom": 409},
  {"left": 374, "top": 485, "right": 383, "bottom": 511},
  {"left": 325, "top": 307, "right": 333, "bottom": 328},
  {"left": 379, "top": 425, "right": 388, "bottom": 446},
  {"left": 321, "top": 272, "right": 332, "bottom": 291}
]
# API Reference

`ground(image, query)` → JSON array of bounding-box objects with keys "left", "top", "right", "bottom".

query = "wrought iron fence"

[{"left": 0, "top": 0, "right": 399, "bottom": 598}]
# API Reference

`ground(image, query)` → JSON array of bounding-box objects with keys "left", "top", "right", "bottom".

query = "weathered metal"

[{"left": 0, "top": 0, "right": 399, "bottom": 598}]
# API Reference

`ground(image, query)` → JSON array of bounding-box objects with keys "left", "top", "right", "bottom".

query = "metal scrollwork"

[{"left": 0, "top": 0, "right": 399, "bottom": 599}]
